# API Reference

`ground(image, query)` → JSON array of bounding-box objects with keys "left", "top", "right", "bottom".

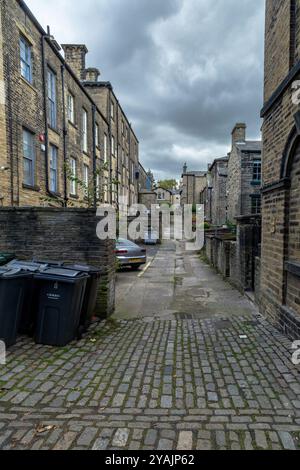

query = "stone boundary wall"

[{"left": 0, "top": 207, "right": 116, "bottom": 317}]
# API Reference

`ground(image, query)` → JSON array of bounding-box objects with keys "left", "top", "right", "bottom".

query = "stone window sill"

[
  {"left": 48, "top": 125, "right": 61, "bottom": 136},
  {"left": 20, "top": 76, "right": 37, "bottom": 93},
  {"left": 22, "top": 183, "right": 40, "bottom": 192},
  {"left": 285, "top": 261, "right": 300, "bottom": 278}
]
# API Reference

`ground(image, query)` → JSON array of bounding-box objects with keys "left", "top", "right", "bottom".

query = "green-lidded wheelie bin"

[
  {"left": 34, "top": 267, "right": 89, "bottom": 347},
  {"left": 0, "top": 267, "right": 33, "bottom": 347},
  {"left": 0, "top": 253, "right": 15, "bottom": 266}
]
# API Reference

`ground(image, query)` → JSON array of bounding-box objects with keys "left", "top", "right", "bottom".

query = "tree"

[{"left": 157, "top": 179, "right": 177, "bottom": 191}]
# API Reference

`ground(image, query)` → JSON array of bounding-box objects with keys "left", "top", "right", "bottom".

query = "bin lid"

[
  {"left": 64, "top": 263, "right": 103, "bottom": 275},
  {"left": 0, "top": 267, "right": 32, "bottom": 278},
  {"left": 6, "top": 260, "right": 47, "bottom": 272},
  {"left": 34, "top": 267, "right": 89, "bottom": 279}
]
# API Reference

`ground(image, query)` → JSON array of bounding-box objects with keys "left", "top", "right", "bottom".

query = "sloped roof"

[{"left": 235, "top": 141, "right": 262, "bottom": 153}]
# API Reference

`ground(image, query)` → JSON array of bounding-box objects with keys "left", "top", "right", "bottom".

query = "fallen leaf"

[{"left": 35, "top": 424, "right": 56, "bottom": 434}]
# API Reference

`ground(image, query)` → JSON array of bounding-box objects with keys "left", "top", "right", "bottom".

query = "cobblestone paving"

[{"left": 0, "top": 315, "right": 300, "bottom": 450}]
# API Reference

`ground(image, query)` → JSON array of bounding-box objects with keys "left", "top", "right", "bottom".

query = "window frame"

[
  {"left": 49, "top": 145, "right": 58, "bottom": 193},
  {"left": 251, "top": 195, "right": 261, "bottom": 215},
  {"left": 111, "top": 136, "right": 115, "bottom": 157},
  {"left": 104, "top": 133, "right": 108, "bottom": 163},
  {"left": 83, "top": 164, "right": 89, "bottom": 193},
  {"left": 82, "top": 108, "right": 88, "bottom": 153},
  {"left": 111, "top": 101, "right": 115, "bottom": 121},
  {"left": 22, "top": 128, "right": 35, "bottom": 187},
  {"left": 95, "top": 122, "right": 99, "bottom": 148},
  {"left": 67, "top": 92, "right": 75, "bottom": 124},
  {"left": 252, "top": 160, "right": 262, "bottom": 183},
  {"left": 20, "top": 36, "right": 32, "bottom": 84},
  {"left": 47, "top": 68, "right": 57, "bottom": 129},
  {"left": 69, "top": 157, "right": 77, "bottom": 196}
]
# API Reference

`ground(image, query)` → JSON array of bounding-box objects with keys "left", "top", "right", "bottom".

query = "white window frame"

[
  {"left": 95, "top": 123, "right": 99, "bottom": 148},
  {"left": 49, "top": 145, "right": 58, "bottom": 193},
  {"left": 82, "top": 109, "right": 88, "bottom": 153},
  {"left": 111, "top": 136, "right": 115, "bottom": 156},
  {"left": 67, "top": 93, "right": 75, "bottom": 123},
  {"left": 69, "top": 157, "right": 77, "bottom": 195},
  {"left": 83, "top": 164, "right": 89, "bottom": 193},
  {"left": 111, "top": 101, "right": 115, "bottom": 121},
  {"left": 47, "top": 68, "right": 57, "bottom": 129},
  {"left": 104, "top": 133, "right": 108, "bottom": 163},
  {"left": 23, "top": 129, "right": 35, "bottom": 186},
  {"left": 20, "top": 36, "right": 32, "bottom": 83}
]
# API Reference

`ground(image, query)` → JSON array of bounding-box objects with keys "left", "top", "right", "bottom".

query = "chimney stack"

[
  {"left": 232, "top": 123, "right": 246, "bottom": 146},
  {"left": 84, "top": 67, "right": 101, "bottom": 82},
  {"left": 61, "top": 44, "right": 88, "bottom": 81}
]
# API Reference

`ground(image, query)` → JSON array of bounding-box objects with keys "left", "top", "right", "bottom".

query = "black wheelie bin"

[
  {"left": 63, "top": 264, "right": 103, "bottom": 336},
  {"left": 0, "top": 267, "right": 33, "bottom": 347},
  {"left": 6, "top": 260, "right": 48, "bottom": 335},
  {"left": 34, "top": 267, "right": 89, "bottom": 346}
]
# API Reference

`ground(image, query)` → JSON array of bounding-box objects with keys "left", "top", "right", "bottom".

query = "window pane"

[
  {"left": 20, "top": 37, "right": 32, "bottom": 83},
  {"left": 23, "top": 130, "right": 35, "bottom": 186},
  {"left": 50, "top": 146, "right": 58, "bottom": 192}
]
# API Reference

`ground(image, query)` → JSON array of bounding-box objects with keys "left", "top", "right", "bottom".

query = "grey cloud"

[{"left": 27, "top": 0, "right": 265, "bottom": 179}]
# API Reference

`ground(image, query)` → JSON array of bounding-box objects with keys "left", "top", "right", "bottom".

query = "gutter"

[{"left": 92, "top": 104, "right": 97, "bottom": 208}]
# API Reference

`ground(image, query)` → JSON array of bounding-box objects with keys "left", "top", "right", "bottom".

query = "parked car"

[
  {"left": 116, "top": 239, "right": 147, "bottom": 270},
  {"left": 144, "top": 231, "right": 159, "bottom": 245}
]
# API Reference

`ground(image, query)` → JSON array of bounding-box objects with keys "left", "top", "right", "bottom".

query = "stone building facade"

[
  {"left": 0, "top": 0, "right": 143, "bottom": 210},
  {"left": 208, "top": 157, "right": 228, "bottom": 226},
  {"left": 260, "top": 0, "right": 300, "bottom": 338},
  {"left": 181, "top": 164, "right": 207, "bottom": 206},
  {"left": 227, "top": 123, "right": 262, "bottom": 224}
]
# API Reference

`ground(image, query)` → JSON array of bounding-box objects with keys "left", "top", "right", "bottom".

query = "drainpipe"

[
  {"left": 41, "top": 33, "right": 50, "bottom": 196},
  {"left": 92, "top": 104, "right": 97, "bottom": 208},
  {"left": 108, "top": 88, "right": 113, "bottom": 205},
  {"left": 61, "top": 64, "right": 68, "bottom": 206},
  {"left": 116, "top": 101, "right": 119, "bottom": 209},
  {"left": 6, "top": 54, "right": 14, "bottom": 206}
]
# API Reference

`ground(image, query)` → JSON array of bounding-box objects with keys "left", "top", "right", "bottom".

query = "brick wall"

[
  {"left": 0, "top": 0, "right": 142, "bottom": 210},
  {"left": 261, "top": 0, "right": 300, "bottom": 339},
  {"left": 0, "top": 207, "right": 116, "bottom": 317}
]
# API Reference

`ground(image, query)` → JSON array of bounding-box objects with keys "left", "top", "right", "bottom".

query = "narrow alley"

[{"left": 0, "top": 242, "right": 299, "bottom": 450}]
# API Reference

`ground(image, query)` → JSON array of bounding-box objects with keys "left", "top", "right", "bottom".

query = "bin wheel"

[{"left": 77, "top": 326, "right": 85, "bottom": 340}]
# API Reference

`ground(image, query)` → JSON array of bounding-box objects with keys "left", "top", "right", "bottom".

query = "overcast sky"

[{"left": 27, "top": 0, "right": 265, "bottom": 181}]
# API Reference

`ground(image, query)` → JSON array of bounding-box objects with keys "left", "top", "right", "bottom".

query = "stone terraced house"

[
  {"left": 181, "top": 164, "right": 207, "bottom": 206},
  {"left": 260, "top": 0, "right": 300, "bottom": 339},
  {"left": 227, "top": 123, "right": 262, "bottom": 224},
  {"left": 0, "top": 0, "right": 141, "bottom": 210}
]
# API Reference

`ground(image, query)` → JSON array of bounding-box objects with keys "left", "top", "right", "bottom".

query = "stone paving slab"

[{"left": 0, "top": 316, "right": 299, "bottom": 450}]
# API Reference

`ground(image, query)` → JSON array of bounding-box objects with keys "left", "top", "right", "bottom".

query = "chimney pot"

[
  {"left": 232, "top": 123, "right": 246, "bottom": 146},
  {"left": 61, "top": 44, "right": 88, "bottom": 80},
  {"left": 84, "top": 67, "right": 101, "bottom": 82}
]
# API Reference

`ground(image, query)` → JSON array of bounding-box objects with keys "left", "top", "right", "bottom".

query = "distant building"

[
  {"left": 208, "top": 157, "right": 228, "bottom": 226},
  {"left": 170, "top": 189, "right": 181, "bottom": 206},
  {"left": 155, "top": 187, "right": 172, "bottom": 206},
  {"left": 181, "top": 164, "right": 207, "bottom": 206},
  {"left": 227, "top": 124, "right": 262, "bottom": 223}
]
